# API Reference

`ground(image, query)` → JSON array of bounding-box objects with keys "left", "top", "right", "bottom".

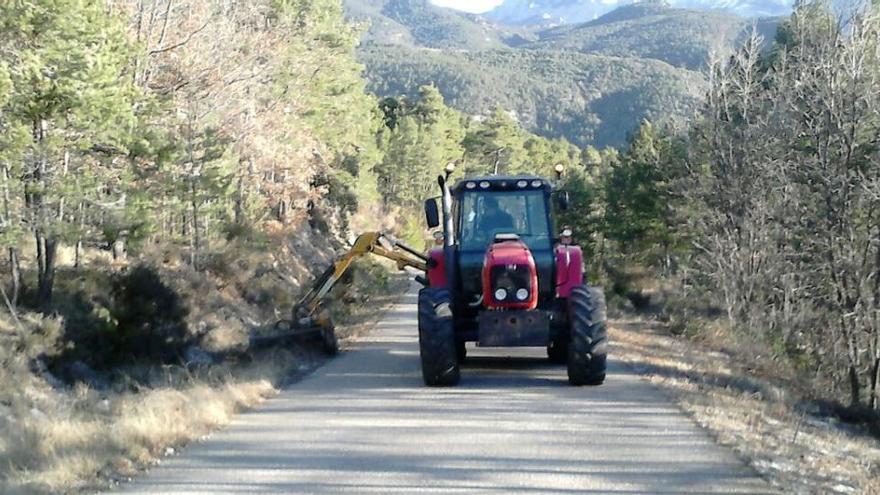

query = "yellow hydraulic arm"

[
  {"left": 293, "top": 232, "right": 429, "bottom": 321},
  {"left": 259, "top": 232, "right": 430, "bottom": 355}
]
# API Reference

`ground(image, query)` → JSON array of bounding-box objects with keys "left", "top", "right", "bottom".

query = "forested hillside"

[
  {"left": 344, "top": 0, "right": 505, "bottom": 48},
  {"left": 0, "top": 0, "right": 385, "bottom": 310},
  {"left": 348, "top": 1, "right": 773, "bottom": 146},
  {"left": 360, "top": 45, "right": 706, "bottom": 147},
  {"left": 526, "top": 3, "right": 779, "bottom": 70},
  {"left": 563, "top": 2, "right": 880, "bottom": 425}
]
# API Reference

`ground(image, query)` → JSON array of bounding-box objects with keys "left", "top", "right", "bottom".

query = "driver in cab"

[{"left": 477, "top": 197, "right": 515, "bottom": 236}]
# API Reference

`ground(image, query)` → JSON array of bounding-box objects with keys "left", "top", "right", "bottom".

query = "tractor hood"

[
  {"left": 458, "top": 243, "right": 555, "bottom": 304},
  {"left": 481, "top": 237, "right": 539, "bottom": 310}
]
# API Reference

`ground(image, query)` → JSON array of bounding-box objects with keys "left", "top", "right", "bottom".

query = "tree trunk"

[
  {"left": 36, "top": 231, "right": 45, "bottom": 281},
  {"left": 31, "top": 117, "right": 56, "bottom": 310},
  {"left": 75, "top": 240, "right": 82, "bottom": 268},
  {"left": 190, "top": 181, "right": 200, "bottom": 269},
  {"left": 278, "top": 199, "right": 288, "bottom": 222},
  {"left": 37, "top": 235, "right": 57, "bottom": 310},
  {"left": 1, "top": 162, "right": 21, "bottom": 306},
  {"left": 849, "top": 364, "right": 861, "bottom": 407},
  {"left": 8, "top": 247, "right": 21, "bottom": 308},
  {"left": 234, "top": 172, "right": 244, "bottom": 225},
  {"left": 112, "top": 239, "right": 126, "bottom": 261},
  {"left": 870, "top": 357, "right": 880, "bottom": 410},
  {"left": 74, "top": 201, "right": 85, "bottom": 268}
]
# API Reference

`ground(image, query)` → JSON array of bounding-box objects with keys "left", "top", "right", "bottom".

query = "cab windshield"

[{"left": 457, "top": 190, "right": 552, "bottom": 251}]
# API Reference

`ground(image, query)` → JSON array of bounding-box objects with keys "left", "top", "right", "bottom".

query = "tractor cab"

[
  {"left": 420, "top": 171, "right": 607, "bottom": 387},
  {"left": 453, "top": 177, "right": 557, "bottom": 308},
  {"left": 446, "top": 177, "right": 565, "bottom": 310}
]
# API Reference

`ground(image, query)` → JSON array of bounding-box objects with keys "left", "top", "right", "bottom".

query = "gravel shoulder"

[{"left": 611, "top": 318, "right": 880, "bottom": 495}]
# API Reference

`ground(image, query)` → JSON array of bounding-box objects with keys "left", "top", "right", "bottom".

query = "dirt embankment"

[
  {"left": 612, "top": 319, "right": 880, "bottom": 495},
  {"left": 0, "top": 221, "right": 410, "bottom": 494}
]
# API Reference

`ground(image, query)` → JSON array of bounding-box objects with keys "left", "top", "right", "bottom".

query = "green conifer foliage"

[{"left": 0, "top": 0, "right": 138, "bottom": 306}]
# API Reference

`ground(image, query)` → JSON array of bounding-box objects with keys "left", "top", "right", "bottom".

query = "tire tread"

[
  {"left": 567, "top": 286, "right": 608, "bottom": 386},
  {"left": 418, "top": 288, "right": 460, "bottom": 386}
]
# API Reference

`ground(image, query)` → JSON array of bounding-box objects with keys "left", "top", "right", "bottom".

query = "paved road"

[{"left": 120, "top": 290, "right": 775, "bottom": 494}]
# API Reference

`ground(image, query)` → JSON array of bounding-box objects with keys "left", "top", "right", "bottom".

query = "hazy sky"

[{"left": 430, "top": 0, "right": 504, "bottom": 13}]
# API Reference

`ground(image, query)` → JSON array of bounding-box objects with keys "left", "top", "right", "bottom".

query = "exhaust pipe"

[{"left": 438, "top": 175, "right": 456, "bottom": 294}]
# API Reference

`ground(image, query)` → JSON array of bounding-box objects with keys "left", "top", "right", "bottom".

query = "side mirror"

[
  {"left": 424, "top": 198, "right": 440, "bottom": 228},
  {"left": 556, "top": 191, "right": 570, "bottom": 211}
]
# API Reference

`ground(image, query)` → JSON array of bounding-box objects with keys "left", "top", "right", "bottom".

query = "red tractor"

[{"left": 420, "top": 172, "right": 607, "bottom": 386}]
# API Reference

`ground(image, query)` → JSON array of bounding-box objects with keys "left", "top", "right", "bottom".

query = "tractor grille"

[{"left": 490, "top": 264, "right": 532, "bottom": 303}]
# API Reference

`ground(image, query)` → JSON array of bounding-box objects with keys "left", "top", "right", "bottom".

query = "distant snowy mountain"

[
  {"left": 676, "top": 0, "right": 793, "bottom": 17},
  {"left": 484, "top": 0, "right": 793, "bottom": 26}
]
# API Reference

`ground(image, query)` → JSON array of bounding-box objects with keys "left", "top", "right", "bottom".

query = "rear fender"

[{"left": 555, "top": 245, "right": 583, "bottom": 298}]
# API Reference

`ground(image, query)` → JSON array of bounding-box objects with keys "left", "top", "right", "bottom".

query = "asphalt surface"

[{"left": 120, "top": 289, "right": 775, "bottom": 494}]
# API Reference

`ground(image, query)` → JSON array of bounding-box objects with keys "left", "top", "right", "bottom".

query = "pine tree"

[
  {"left": 463, "top": 108, "right": 528, "bottom": 175},
  {"left": 0, "top": 0, "right": 138, "bottom": 307},
  {"left": 603, "top": 121, "right": 682, "bottom": 269},
  {"left": 376, "top": 86, "right": 463, "bottom": 207}
]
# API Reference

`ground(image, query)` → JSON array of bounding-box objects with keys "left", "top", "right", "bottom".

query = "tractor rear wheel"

[
  {"left": 418, "top": 288, "right": 460, "bottom": 386},
  {"left": 567, "top": 286, "right": 607, "bottom": 386}
]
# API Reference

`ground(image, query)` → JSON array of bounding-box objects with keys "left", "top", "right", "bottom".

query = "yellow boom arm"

[{"left": 293, "top": 232, "right": 428, "bottom": 319}]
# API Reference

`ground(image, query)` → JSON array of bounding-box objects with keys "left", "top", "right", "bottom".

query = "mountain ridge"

[
  {"left": 346, "top": 0, "right": 784, "bottom": 147},
  {"left": 525, "top": 3, "right": 779, "bottom": 70},
  {"left": 345, "top": 0, "right": 506, "bottom": 49},
  {"left": 358, "top": 46, "right": 707, "bottom": 147},
  {"left": 483, "top": 0, "right": 792, "bottom": 27}
]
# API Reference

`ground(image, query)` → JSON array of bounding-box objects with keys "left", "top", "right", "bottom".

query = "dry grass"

[
  {"left": 0, "top": 229, "right": 321, "bottom": 494},
  {"left": 0, "top": 215, "right": 417, "bottom": 494},
  {"left": 0, "top": 253, "right": 410, "bottom": 494},
  {"left": 0, "top": 348, "right": 297, "bottom": 494},
  {"left": 612, "top": 318, "right": 880, "bottom": 494}
]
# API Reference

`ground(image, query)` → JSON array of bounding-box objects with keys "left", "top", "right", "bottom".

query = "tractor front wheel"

[
  {"left": 567, "top": 286, "right": 607, "bottom": 386},
  {"left": 418, "top": 288, "right": 460, "bottom": 386}
]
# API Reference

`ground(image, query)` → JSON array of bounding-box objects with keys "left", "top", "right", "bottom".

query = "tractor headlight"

[{"left": 489, "top": 264, "right": 532, "bottom": 305}]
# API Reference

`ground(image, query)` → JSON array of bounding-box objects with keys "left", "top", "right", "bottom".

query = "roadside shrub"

[
  {"left": 604, "top": 260, "right": 656, "bottom": 310},
  {"left": 108, "top": 265, "right": 189, "bottom": 365},
  {"left": 48, "top": 269, "right": 116, "bottom": 369},
  {"left": 0, "top": 313, "right": 62, "bottom": 408}
]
